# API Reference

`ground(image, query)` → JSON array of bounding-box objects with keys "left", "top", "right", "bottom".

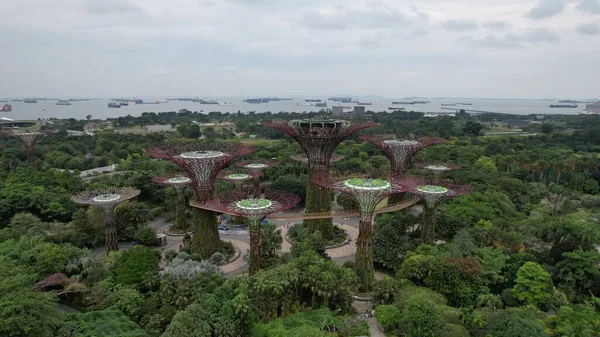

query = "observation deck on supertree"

[
  {"left": 147, "top": 143, "right": 255, "bottom": 258},
  {"left": 312, "top": 173, "right": 414, "bottom": 291},
  {"left": 264, "top": 119, "right": 376, "bottom": 240},
  {"left": 236, "top": 160, "right": 277, "bottom": 195},
  {"left": 415, "top": 162, "right": 460, "bottom": 182},
  {"left": 198, "top": 189, "right": 299, "bottom": 275},
  {"left": 152, "top": 174, "right": 191, "bottom": 233},
  {"left": 360, "top": 134, "right": 445, "bottom": 179},
  {"left": 406, "top": 179, "right": 471, "bottom": 244},
  {"left": 71, "top": 187, "right": 140, "bottom": 254},
  {"left": 2, "top": 128, "right": 54, "bottom": 167}
]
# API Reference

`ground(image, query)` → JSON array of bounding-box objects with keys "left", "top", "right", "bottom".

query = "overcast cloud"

[{"left": 0, "top": 0, "right": 598, "bottom": 98}]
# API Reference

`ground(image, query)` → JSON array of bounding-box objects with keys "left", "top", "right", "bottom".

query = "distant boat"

[
  {"left": 156, "top": 100, "right": 170, "bottom": 103},
  {"left": 412, "top": 100, "right": 430, "bottom": 104},
  {"left": 68, "top": 98, "right": 78, "bottom": 102},
  {"left": 135, "top": 99, "right": 159, "bottom": 104},
  {"left": 79, "top": 98, "right": 90, "bottom": 101},
  {"left": 11, "top": 99, "right": 23, "bottom": 102},
  {"left": 392, "top": 101, "right": 415, "bottom": 105},
  {"left": 315, "top": 102, "right": 327, "bottom": 107},
  {"left": 119, "top": 101, "right": 129, "bottom": 106},
  {"left": 107, "top": 102, "right": 121, "bottom": 108},
  {"left": 550, "top": 104, "right": 577, "bottom": 108},
  {"left": 297, "top": 102, "right": 313, "bottom": 106},
  {"left": 305, "top": 99, "right": 322, "bottom": 103},
  {"left": 244, "top": 98, "right": 262, "bottom": 104},
  {"left": 459, "top": 103, "right": 472, "bottom": 106},
  {"left": 56, "top": 100, "right": 71, "bottom": 106},
  {"left": 24, "top": 98, "right": 37, "bottom": 103},
  {"left": 0, "top": 99, "right": 7, "bottom": 103},
  {"left": 1, "top": 104, "right": 12, "bottom": 112},
  {"left": 388, "top": 106, "right": 406, "bottom": 110},
  {"left": 584, "top": 102, "right": 600, "bottom": 114},
  {"left": 357, "top": 102, "right": 372, "bottom": 105},
  {"left": 441, "top": 103, "right": 457, "bottom": 106},
  {"left": 219, "top": 102, "right": 235, "bottom": 106}
]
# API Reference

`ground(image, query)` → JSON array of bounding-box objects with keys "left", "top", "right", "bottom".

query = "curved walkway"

[{"left": 279, "top": 223, "right": 358, "bottom": 259}]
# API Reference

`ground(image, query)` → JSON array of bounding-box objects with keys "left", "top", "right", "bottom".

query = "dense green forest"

[{"left": 1, "top": 109, "right": 599, "bottom": 337}]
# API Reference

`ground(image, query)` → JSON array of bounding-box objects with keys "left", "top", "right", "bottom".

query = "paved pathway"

[{"left": 367, "top": 318, "right": 386, "bottom": 337}]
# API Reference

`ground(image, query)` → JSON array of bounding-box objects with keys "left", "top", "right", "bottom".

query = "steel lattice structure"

[
  {"left": 265, "top": 119, "right": 376, "bottom": 239},
  {"left": 2, "top": 129, "right": 53, "bottom": 167},
  {"left": 290, "top": 153, "right": 345, "bottom": 165},
  {"left": 360, "top": 134, "right": 445, "bottom": 178},
  {"left": 404, "top": 178, "right": 471, "bottom": 244},
  {"left": 312, "top": 172, "right": 415, "bottom": 291},
  {"left": 201, "top": 189, "right": 299, "bottom": 275},
  {"left": 147, "top": 143, "right": 255, "bottom": 258},
  {"left": 217, "top": 169, "right": 259, "bottom": 187},
  {"left": 236, "top": 160, "right": 278, "bottom": 195},
  {"left": 152, "top": 173, "right": 191, "bottom": 232},
  {"left": 415, "top": 162, "right": 461, "bottom": 182},
  {"left": 71, "top": 187, "right": 140, "bottom": 254}
]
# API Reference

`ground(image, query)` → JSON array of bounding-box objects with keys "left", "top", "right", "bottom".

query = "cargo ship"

[
  {"left": 200, "top": 100, "right": 218, "bottom": 105},
  {"left": 441, "top": 103, "right": 457, "bottom": 106},
  {"left": 412, "top": 100, "right": 430, "bottom": 104},
  {"left": 388, "top": 106, "right": 406, "bottom": 110},
  {"left": 329, "top": 97, "right": 353, "bottom": 102},
  {"left": 135, "top": 99, "right": 160, "bottom": 104},
  {"left": 24, "top": 98, "right": 37, "bottom": 103},
  {"left": 357, "top": 102, "right": 372, "bottom": 105},
  {"left": 315, "top": 102, "right": 327, "bottom": 107},
  {"left": 56, "top": 100, "right": 72, "bottom": 105},
  {"left": 219, "top": 102, "right": 235, "bottom": 106},
  {"left": 244, "top": 98, "right": 262, "bottom": 104},
  {"left": 392, "top": 101, "right": 415, "bottom": 105},
  {"left": 297, "top": 102, "right": 313, "bottom": 106},
  {"left": 550, "top": 104, "right": 578, "bottom": 108},
  {"left": 305, "top": 99, "right": 322, "bottom": 103},
  {"left": 107, "top": 102, "right": 121, "bottom": 108},
  {"left": 1, "top": 104, "right": 11, "bottom": 112},
  {"left": 584, "top": 102, "right": 600, "bottom": 114}
]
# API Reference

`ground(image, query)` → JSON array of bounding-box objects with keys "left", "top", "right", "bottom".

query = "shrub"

[
  {"left": 399, "top": 295, "right": 444, "bottom": 337},
  {"left": 210, "top": 252, "right": 226, "bottom": 265},
  {"left": 161, "top": 258, "right": 221, "bottom": 279},
  {"left": 486, "top": 308, "right": 548, "bottom": 337},
  {"left": 114, "top": 246, "right": 159, "bottom": 287},
  {"left": 219, "top": 240, "right": 235, "bottom": 258},
  {"left": 374, "top": 305, "right": 401, "bottom": 332},
  {"left": 134, "top": 227, "right": 156, "bottom": 246},
  {"left": 373, "top": 276, "right": 400, "bottom": 305},
  {"left": 437, "top": 324, "right": 470, "bottom": 337}
]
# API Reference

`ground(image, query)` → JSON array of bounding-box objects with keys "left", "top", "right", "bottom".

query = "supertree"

[
  {"left": 198, "top": 189, "right": 300, "bottom": 275},
  {"left": 147, "top": 143, "right": 255, "bottom": 258},
  {"left": 312, "top": 173, "right": 413, "bottom": 291},
  {"left": 217, "top": 170, "right": 259, "bottom": 189},
  {"left": 360, "top": 134, "right": 445, "bottom": 179},
  {"left": 152, "top": 174, "right": 191, "bottom": 233},
  {"left": 290, "top": 153, "right": 345, "bottom": 164},
  {"left": 236, "top": 160, "right": 277, "bottom": 196},
  {"left": 2, "top": 129, "right": 53, "bottom": 167},
  {"left": 71, "top": 187, "right": 140, "bottom": 254},
  {"left": 415, "top": 162, "right": 460, "bottom": 182},
  {"left": 406, "top": 180, "right": 471, "bottom": 245},
  {"left": 264, "top": 119, "right": 376, "bottom": 240}
]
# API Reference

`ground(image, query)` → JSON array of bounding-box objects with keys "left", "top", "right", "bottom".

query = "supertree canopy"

[
  {"left": 217, "top": 170, "right": 259, "bottom": 187},
  {"left": 407, "top": 180, "right": 471, "bottom": 244},
  {"left": 265, "top": 119, "right": 376, "bottom": 240},
  {"left": 360, "top": 134, "right": 445, "bottom": 179},
  {"left": 312, "top": 173, "right": 413, "bottom": 291},
  {"left": 236, "top": 160, "right": 277, "bottom": 195},
  {"left": 152, "top": 174, "right": 191, "bottom": 232},
  {"left": 71, "top": 187, "right": 140, "bottom": 254},
  {"left": 2, "top": 128, "right": 53, "bottom": 167},
  {"left": 199, "top": 189, "right": 299, "bottom": 275},
  {"left": 290, "top": 153, "right": 345, "bottom": 164},
  {"left": 147, "top": 143, "right": 255, "bottom": 258},
  {"left": 416, "top": 162, "right": 460, "bottom": 182}
]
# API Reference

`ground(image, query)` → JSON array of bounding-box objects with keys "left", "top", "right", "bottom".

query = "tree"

[
  {"left": 59, "top": 309, "right": 148, "bottom": 337},
  {"left": 463, "top": 121, "right": 483, "bottom": 136},
  {"left": 260, "top": 222, "right": 282, "bottom": 261},
  {"left": 177, "top": 123, "right": 201, "bottom": 139},
  {"left": 474, "top": 156, "right": 497, "bottom": 171},
  {"left": 0, "top": 260, "right": 63, "bottom": 337},
  {"left": 374, "top": 305, "right": 401, "bottom": 332},
  {"left": 115, "top": 202, "right": 150, "bottom": 242},
  {"left": 114, "top": 246, "right": 159, "bottom": 287},
  {"left": 554, "top": 249, "right": 600, "bottom": 301},
  {"left": 399, "top": 295, "right": 444, "bottom": 337},
  {"left": 512, "top": 262, "right": 552, "bottom": 308},
  {"left": 541, "top": 123, "right": 554, "bottom": 134},
  {"left": 134, "top": 227, "right": 156, "bottom": 246}
]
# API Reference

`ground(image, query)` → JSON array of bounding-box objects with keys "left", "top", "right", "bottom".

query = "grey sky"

[{"left": 0, "top": 0, "right": 598, "bottom": 98}]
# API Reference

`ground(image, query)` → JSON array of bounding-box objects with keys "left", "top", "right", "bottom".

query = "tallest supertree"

[
  {"left": 265, "top": 119, "right": 376, "bottom": 239},
  {"left": 148, "top": 143, "right": 254, "bottom": 258}
]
